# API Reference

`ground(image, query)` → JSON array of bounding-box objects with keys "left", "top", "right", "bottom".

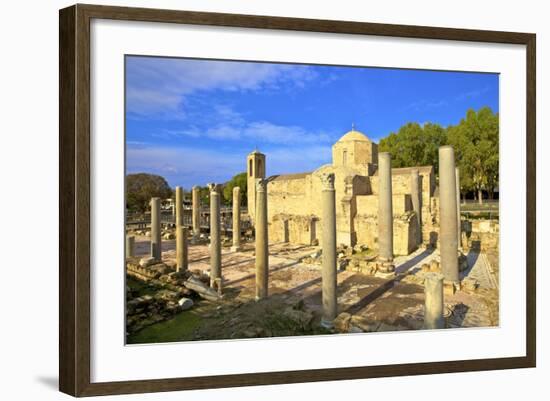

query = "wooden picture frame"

[{"left": 59, "top": 3, "right": 536, "bottom": 397}]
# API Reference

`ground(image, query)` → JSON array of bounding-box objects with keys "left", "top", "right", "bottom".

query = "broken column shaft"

[
  {"left": 439, "top": 146, "right": 459, "bottom": 283},
  {"left": 208, "top": 184, "right": 221, "bottom": 288},
  {"left": 150, "top": 197, "right": 161, "bottom": 261},
  {"left": 125, "top": 235, "right": 135, "bottom": 258},
  {"left": 231, "top": 186, "right": 242, "bottom": 252},
  {"left": 176, "top": 226, "right": 188, "bottom": 272},
  {"left": 321, "top": 173, "right": 337, "bottom": 327},
  {"left": 424, "top": 272, "right": 445, "bottom": 329},
  {"left": 255, "top": 179, "right": 269, "bottom": 300}
]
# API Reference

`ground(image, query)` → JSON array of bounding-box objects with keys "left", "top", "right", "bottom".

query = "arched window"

[
  {"left": 257, "top": 159, "right": 262, "bottom": 176},
  {"left": 249, "top": 159, "right": 253, "bottom": 176},
  {"left": 343, "top": 150, "right": 347, "bottom": 166}
]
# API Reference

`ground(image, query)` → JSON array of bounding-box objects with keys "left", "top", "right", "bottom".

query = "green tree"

[
  {"left": 447, "top": 107, "right": 499, "bottom": 204},
  {"left": 223, "top": 172, "right": 247, "bottom": 206},
  {"left": 379, "top": 122, "right": 447, "bottom": 170},
  {"left": 126, "top": 173, "right": 173, "bottom": 213}
]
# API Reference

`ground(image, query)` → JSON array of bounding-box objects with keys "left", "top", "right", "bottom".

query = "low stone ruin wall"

[{"left": 462, "top": 219, "right": 499, "bottom": 252}]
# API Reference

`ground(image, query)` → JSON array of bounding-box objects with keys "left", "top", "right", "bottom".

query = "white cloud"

[
  {"left": 126, "top": 57, "right": 318, "bottom": 118},
  {"left": 156, "top": 120, "right": 334, "bottom": 145},
  {"left": 126, "top": 143, "right": 333, "bottom": 188}
]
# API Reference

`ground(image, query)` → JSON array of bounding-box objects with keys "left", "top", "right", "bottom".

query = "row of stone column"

[
  {"left": 319, "top": 147, "right": 460, "bottom": 328},
  {"left": 133, "top": 145, "right": 459, "bottom": 329},
  {"left": 207, "top": 182, "right": 265, "bottom": 297}
]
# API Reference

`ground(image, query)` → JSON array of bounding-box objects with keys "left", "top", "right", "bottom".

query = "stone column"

[
  {"left": 321, "top": 173, "right": 337, "bottom": 327},
  {"left": 208, "top": 184, "right": 221, "bottom": 288},
  {"left": 439, "top": 146, "right": 459, "bottom": 283},
  {"left": 175, "top": 186, "right": 183, "bottom": 228},
  {"left": 255, "top": 178, "right": 269, "bottom": 300},
  {"left": 455, "top": 167, "right": 462, "bottom": 250},
  {"left": 231, "top": 186, "right": 242, "bottom": 252},
  {"left": 411, "top": 169, "right": 422, "bottom": 245},
  {"left": 377, "top": 152, "right": 395, "bottom": 274},
  {"left": 192, "top": 186, "right": 200, "bottom": 242},
  {"left": 176, "top": 226, "right": 188, "bottom": 272},
  {"left": 125, "top": 235, "right": 135, "bottom": 258},
  {"left": 150, "top": 197, "right": 161, "bottom": 261},
  {"left": 424, "top": 272, "right": 445, "bottom": 329}
]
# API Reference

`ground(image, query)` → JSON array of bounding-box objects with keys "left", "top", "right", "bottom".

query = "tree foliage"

[
  {"left": 126, "top": 173, "right": 173, "bottom": 212},
  {"left": 447, "top": 107, "right": 499, "bottom": 201},
  {"left": 223, "top": 172, "right": 247, "bottom": 206},
  {"left": 379, "top": 122, "right": 447, "bottom": 171},
  {"left": 378, "top": 107, "right": 499, "bottom": 202}
]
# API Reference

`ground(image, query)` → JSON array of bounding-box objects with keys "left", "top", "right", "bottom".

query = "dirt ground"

[{"left": 127, "top": 235, "right": 499, "bottom": 344}]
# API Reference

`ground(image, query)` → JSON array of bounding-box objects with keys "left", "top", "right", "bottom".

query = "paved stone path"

[{"left": 462, "top": 251, "right": 498, "bottom": 289}]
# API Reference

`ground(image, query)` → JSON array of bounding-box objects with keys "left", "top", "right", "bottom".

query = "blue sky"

[{"left": 126, "top": 56, "right": 498, "bottom": 189}]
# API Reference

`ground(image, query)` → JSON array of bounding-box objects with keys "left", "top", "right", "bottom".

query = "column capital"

[
  {"left": 320, "top": 173, "right": 335, "bottom": 191},
  {"left": 207, "top": 183, "right": 218, "bottom": 193},
  {"left": 232, "top": 186, "right": 241, "bottom": 195},
  {"left": 192, "top": 185, "right": 200, "bottom": 191}
]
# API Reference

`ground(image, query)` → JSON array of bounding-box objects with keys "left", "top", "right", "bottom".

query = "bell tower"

[{"left": 247, "top": 150, "right": 266, "bottom": 221}]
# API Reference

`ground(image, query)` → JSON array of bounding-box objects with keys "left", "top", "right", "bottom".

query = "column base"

[
  {"left": 375, "top": 260, "right": 395, "bottom": 278},
  {"left": 375, "top": 270, "right": 396, "bottom": 279},
  {"left": 230, "top": 245, "right": 242, "bottom": 252}
]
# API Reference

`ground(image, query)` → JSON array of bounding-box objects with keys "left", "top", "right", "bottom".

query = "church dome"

[{"left": 337, "top": 129, "right": 370, "bottom": 142}]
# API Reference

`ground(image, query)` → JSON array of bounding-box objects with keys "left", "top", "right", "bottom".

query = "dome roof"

[{"left": 337, "top": 129, "right": 370, "bottom": 142}]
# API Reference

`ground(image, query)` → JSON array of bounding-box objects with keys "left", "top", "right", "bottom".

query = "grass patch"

[{"left": 127, "top": 310, "right": 202, "bottom": 344}]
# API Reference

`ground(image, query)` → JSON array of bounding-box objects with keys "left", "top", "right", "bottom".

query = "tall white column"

[
  {"left": 377, "top": 152, "right": 395, "bottom": 275},
  {"left": 411, "top": 169, "right": 422, "bottom": 245},
  {"left": 231, "top": 186, "right": 242, "bottom": 252},
  {"left": 192, "top": 186, "right": 200, "bottom": 242},
  {"left": 208, "top": 184, "right": 221, "bottom": 288},
  {"left": 455, "top": 167, "right": 462, "bottom": 250},
  {"left": 175, "top": 186, "right": 183, "bottom": 228},
  {"left": 439, "top": 146, "right": 459, "bottom": 283},
  {"left": 321, "top": 173, "right": 337, "bottom": 327},
  {"left": 255, "top": 178, "right": 269, "bottom": 300}
]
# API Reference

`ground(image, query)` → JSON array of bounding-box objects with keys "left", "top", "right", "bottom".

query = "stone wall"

[
  {"left": 269, "top": 214, "right": 319, "bottom": 245},
  {"left": 354, "top": 211, "right": 418, "bottom": 256},
  {"left": 462, "top": 219, "right": 499, "bottom": 252}
]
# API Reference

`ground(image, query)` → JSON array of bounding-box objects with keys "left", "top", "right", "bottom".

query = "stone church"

[{"left": 247, "top": 128, "right": 437, "bottom": 256}]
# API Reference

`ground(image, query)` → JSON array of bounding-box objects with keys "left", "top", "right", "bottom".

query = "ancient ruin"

[{"left": 125, "top": 131, "right": 499, "bottom": 343}]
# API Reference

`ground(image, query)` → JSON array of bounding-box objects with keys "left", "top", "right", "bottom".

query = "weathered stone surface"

[
  {"left": 333, "top": 312, "right": 352, "bottom": 332},
  {"left": 184, "top": 275, "right": 221, "bottom": 302},
  {"left": 139, "top": 256, "right": 156, "bottom": 267},
  {"left": 424, "top": 272, "right": 445, "bottom": 329},
  {"left": 177, "top": 297, "right": 194, "bottom": 310}
]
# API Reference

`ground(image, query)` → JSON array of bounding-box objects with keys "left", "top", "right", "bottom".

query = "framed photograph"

[{"left": 59, "top": 4, "right": 536, "bottom": 397}]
